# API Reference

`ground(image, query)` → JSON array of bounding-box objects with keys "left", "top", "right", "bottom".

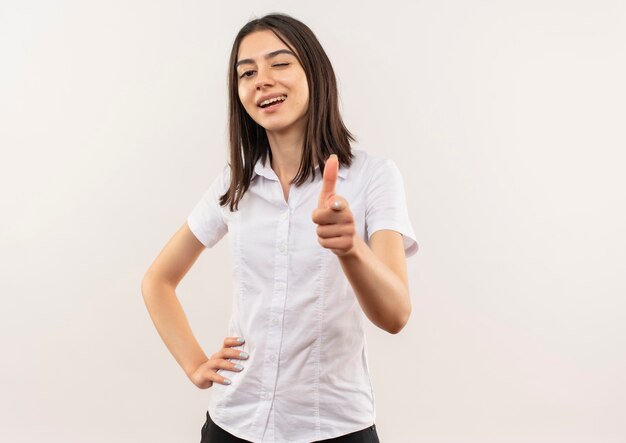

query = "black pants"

[{"left": 200, "top": 410, "right": 380, "bottom": 443}]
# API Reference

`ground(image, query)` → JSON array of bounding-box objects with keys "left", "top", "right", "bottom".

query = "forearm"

[
  {"left": 141, "top": 277, "right": 208, "bottom": 378},
  {"left": 338, "top": 235, "right": 411, "bottom": 334}
]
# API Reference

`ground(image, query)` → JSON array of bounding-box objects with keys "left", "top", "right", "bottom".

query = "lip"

[
  {"left": 257, "top": 93, "right": 288, "bottom": 107},
  {"left": 260, "top": 99, "right": 285, "bottom": 113}
]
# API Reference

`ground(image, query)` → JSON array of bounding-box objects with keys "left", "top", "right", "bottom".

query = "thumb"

[{"left": 318, "top": 154, "right": 338, "bottom": 209}]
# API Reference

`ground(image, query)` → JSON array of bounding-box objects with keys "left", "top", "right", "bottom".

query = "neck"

[{"left": 266, "top": 122, "right": 315, "bottom": 183}]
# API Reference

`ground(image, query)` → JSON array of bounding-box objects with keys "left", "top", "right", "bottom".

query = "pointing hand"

[{"left": 312, "top": 154, "right": 356, "bottom": 256}]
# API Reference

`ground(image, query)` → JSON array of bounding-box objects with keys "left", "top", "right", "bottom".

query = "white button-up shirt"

[{"left": 187, "top": 149, "right": 418, "bottom": 442}]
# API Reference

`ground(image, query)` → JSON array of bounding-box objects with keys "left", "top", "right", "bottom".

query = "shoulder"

[
  {"left": 347, "top": 148, "right": 401, "bottom": 184},
  {"left": 193, "top": 163, "right": 231, "bottom": 207},
  {"left": 219, "top": 163, "right": 231, "bottom": 185},
  {"left": 207, "top": 163, "right": 231, "bottom": 194}
]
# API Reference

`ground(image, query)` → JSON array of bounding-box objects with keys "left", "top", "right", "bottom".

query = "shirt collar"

[{"left": 252, "top": 156, "right": 348, "bottom": 181}]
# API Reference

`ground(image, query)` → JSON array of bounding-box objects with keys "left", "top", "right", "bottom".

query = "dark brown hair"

[{"left": 219, "top": 13, "right": 355, "bottom": 211}]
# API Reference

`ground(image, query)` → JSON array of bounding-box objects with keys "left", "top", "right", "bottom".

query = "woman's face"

[{"left": 236, "top": 30, "right": 309, "bottom": 136}]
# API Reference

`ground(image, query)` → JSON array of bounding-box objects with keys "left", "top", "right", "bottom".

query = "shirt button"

[
  {"left": 271, "top": 318, "right": 279, "bottom": 326},
  {"left": 278, "top": 243, "right": 287, "bottom": 253},
  {"left": 262, "top": 392, "right": 272, "bottom": 401},
  {"left": 280, "top": 210, "right": 289, "bottom": 220},
  {"left": 276, "top": 282, "right": 285, "bottom": 290},
  {"left": 269, "top": 354, "right": 277, "bottom": 363}
]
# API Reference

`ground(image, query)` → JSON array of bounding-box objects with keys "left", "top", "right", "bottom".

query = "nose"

[{"left": 255, "top": 65, "right": 274, "bottom": 90}]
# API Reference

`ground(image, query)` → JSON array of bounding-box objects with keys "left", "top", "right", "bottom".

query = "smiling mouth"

[{"left": 259, "top": 95, "right": 287, "bottom": 108}]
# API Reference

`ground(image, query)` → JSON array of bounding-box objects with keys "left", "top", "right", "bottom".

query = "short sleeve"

[
  {"left": 365, "top": 159, "right": 418, "bottom": 257},
  {"left": 186, "top": 166, "right": 229, "bottom": 248}
]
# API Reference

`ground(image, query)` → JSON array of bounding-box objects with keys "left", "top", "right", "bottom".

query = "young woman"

[{"left": 142, "top": 13, "right": 418, "bottom": 443}]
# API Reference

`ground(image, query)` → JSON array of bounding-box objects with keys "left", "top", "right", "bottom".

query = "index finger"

[{"left": 318, "top": 154, "right": 338, "bottom": 208}]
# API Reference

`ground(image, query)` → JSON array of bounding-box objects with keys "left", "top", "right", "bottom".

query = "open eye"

[{"left": 239, "top": 70, "right": 255, "bottom": 79}]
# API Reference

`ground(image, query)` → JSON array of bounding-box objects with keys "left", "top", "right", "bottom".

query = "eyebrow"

[{"left": 236, "top": 49, "right": 295, "bottom": 68}]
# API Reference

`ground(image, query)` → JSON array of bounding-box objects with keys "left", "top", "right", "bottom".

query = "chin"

[
  {"left": 260, "top": 122, "right": 292, "bottom": 132},
  {"left": 254, "top": 118, "right": 296, "bottom": 133},
  {"left": 266, "top": 117, "right": 307, "bottom": 134}
]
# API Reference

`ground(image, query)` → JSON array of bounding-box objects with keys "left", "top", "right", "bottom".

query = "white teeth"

[{"left": 259, "top": 95, "right": 287, "bottom": 107}]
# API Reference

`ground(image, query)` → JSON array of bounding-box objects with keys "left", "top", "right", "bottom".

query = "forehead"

[{"left": 237, "top": 30, "right": 293, "bottom": 61}]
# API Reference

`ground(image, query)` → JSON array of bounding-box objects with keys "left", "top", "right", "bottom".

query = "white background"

[{"left": 1, "top": 1, "right": 625, "bottom": 442}]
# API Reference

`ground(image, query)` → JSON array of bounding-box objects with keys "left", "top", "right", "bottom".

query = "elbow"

[
  {"left": 141, "top": 271, "right": 159, "bottom": 300},
  {"left": 384, "top": 284, "right": 412, "bottom": 334},
  {"left": 386, "top": 316, "right": 408, "bottom": 335},
  {"left": 141, "top": 271, "right": 175, "bottom": 301},
  {"left": 387, "top": 324, "right": 405, "bottom": 335},
  {"left": 140, "top": 274, "right": 152, "bottom": 300},
  {"left": 385, "top": 305, "right": 411, "bottom": 335}
]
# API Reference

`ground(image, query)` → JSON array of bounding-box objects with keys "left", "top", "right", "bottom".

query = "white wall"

[{"left": 1, "top": 1, "right": 625, "bottom": 442}]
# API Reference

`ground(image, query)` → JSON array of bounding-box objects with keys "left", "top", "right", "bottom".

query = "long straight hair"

[{"left": 219, "top": 13, "right": 355, "bottom": 211}]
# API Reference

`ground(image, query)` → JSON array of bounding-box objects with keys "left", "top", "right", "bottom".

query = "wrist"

[
  {"left": 185, "top": 358, "right": 209, "bottom": 379},
  {"left": 338, "top": 234, "right": 365, "bottom": 260}
]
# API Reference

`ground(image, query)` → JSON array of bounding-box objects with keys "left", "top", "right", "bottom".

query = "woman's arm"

[
  {"left": 141, "top": 222, "right": 248, "bottom": 387},
  {"left": 141, "top": 223, "right": 210, "bottom": 379},
  {"left": 313, "top": 155, "right": 411, "bottom": 334},
  {"left": 337, "top": 230, "right": 410, "bottom": 334}
]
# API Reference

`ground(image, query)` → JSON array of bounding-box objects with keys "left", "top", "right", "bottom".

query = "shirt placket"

[{"left": 257, "top": 188, "right": 294, "bottom": 441}]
